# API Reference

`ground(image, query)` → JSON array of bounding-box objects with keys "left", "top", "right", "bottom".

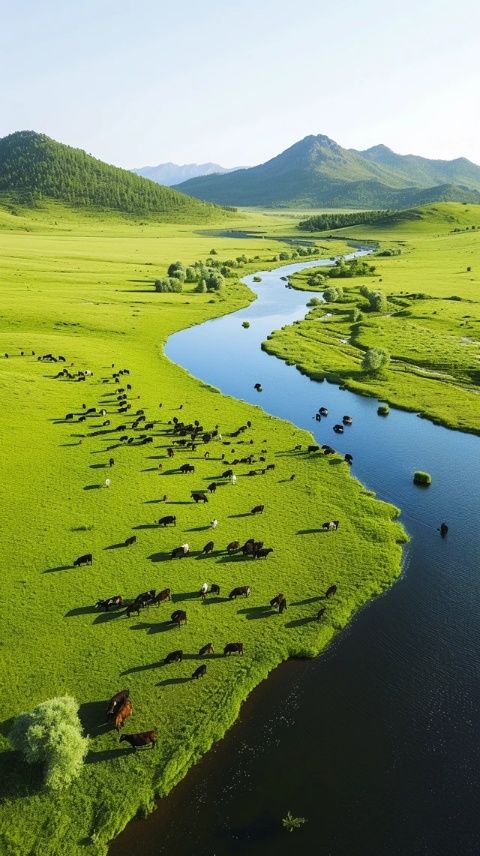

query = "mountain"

[
  {"left": 0, "top": 131, "right": 226, "bottom": 221},
  {"left": 174, "top": 134, "right": 480, "bottom": 209},
  {"left": 132, "top": 162, "right": 240, "bottom": 186}
]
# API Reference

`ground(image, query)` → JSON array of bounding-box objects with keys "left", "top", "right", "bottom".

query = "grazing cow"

[
  {"left": 270, "top": 593, "right": 285, "bottom": 609},
  {"left": 229, "top": 586, "right": 251, "bottom": 600},
  {"left": 333, "top": 424, "right": 344, "bottom": 434},
  {"left": 227, "top": 540, "right": 240, "bottom": 554},
  {"left": 200, "top": 582, "right": 209, "bottom": 600},
  {"left": 120, "top": 731, "right": 156, "bottom": 749},
  {"left": 65, "top": 413, "right": 74, "bottom": 420},
  {"left": 152, "top": 588, "right": 172, "bottom": 606},
  {"left": 135, "top": 589, "right": 156, "bottom": 607},
  {"left": 209, "top": 583, "right": 221, "bottom": 596},
  {"left": 95, "top": 595, "right": 123, "bottom": 611},
  {"left": 222, "top": 469, "right": 233, "bottom": 479},
  {"left": 166, "top": 447, "right": 175, "bottom": 458},
  {"left": 207, "top": 483, "right": 217, "bottom": 494},
  {"left": 278, "top": 597, "right": 287, "bottom": 614},
  {"left": 107, "top": 689, "right": 129, "bottom": 718},
  {"left": 125, "top": 603, "right": 141, "bottom": 618},
  {"left": 316, "top": 607, "right": 326, "bottom": 621},
  {"left": 307, "top": 445, "right": 319, "bottom": 453},
  {"left": 199, "top": 643, "right": 214, "bottom": 656},
  {"left": 103, "top": 420, "right": 110, "bottom": 427},
  {"left": 224, "top": 642, "right": 244, "bottom": 656},
  {"left": 255, "top": 547, "right": 273, "bottom": 559},
  {"left": 73, "top": 553, "right": 92, "bottom": 567},
  {"left": 86, "top": 407, "right": 96, "bottom": 415},
  {"left": 322, "top": 521, "right": 339, "bottom": 531},
  {"left": 180, "top": 463, "right": 195, "bottom": 474},
  {"left": 124, "top": 535, "right": 137, "bottom": 546},
  {"left": 210, "top": 519, "right": 218, "bottom": 529},
  {"left": 109, "top": 457, "right": 115, "bottom": 467},
  {"left": 251, "top": 504, "right": 265, "bottom": 515},
  {"left": 266, "top": 463, "right": 275, "bottom": 471},
  {"left": 202, "top": 541, "right": 214, "bottom": 555},
  {"left": 192, "top": 664, "right": 207, "bottom": 679},
  {"left": 164, "top": 650, "right": 183, "bottom": 664},
  {"left": 325, "top": 584, "right": 337, "bottom": 598},
  {"left": 323, "top": 446, "right": 335, "bottom": 455},
  {"left": 172, "top": 544, "right": 189, "bottom": 559},
  {"left": 115, "top": 698, "right": 133, "bottom": 731},
  {"left": 104, "top": 478, "right": 111, "bottom": 488},
  {"left": 191, "top": 492, "right": 208, "bottom": 504},
  {"left": 344, "top": 453, "right": 353, "bottom": 465},
  {"left": 440, "top": 522, "right": 449, "bottom": 538},
  {"left": 171, "top": 609, "right": 187, "bottom": 627},
  {"left": 158, "top": 515, "right": 176, "bottom": 527}
]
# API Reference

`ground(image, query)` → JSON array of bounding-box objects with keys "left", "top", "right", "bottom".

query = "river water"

[{"left": 111, "top": 254, "right": 480, "bottom": 856}]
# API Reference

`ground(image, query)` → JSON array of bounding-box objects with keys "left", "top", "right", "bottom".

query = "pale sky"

[{"left": 1, "top": 0, "right": 479, "bottom": 169}]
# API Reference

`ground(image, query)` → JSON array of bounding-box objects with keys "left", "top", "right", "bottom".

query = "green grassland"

[
  {"left": 0, "top": 207, "right": 406, "bottom": 855},
  {"left": 263, "top": 203, "right": 480, "bottom": 434}
]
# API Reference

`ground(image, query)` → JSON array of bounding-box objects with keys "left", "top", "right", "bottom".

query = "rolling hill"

[
  {"left": 0, "top": 131, "right": 228, "bottom": 221},
  {"left": 132, "top": 161, "right": 240, "bottom": 186},
  {"left": 174, "top": 134, "right": 480, "bottom": 209}
]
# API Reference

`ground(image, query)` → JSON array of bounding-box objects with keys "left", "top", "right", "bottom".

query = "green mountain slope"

[
  {"left": 0, "top": 131, "right": 226, "bottom": 221},
  {"left": 175, "top": 134, "right": 480, "bottom": 209},
  {"left": 358, "top": 144, "right": 480, "bottom": 191}
]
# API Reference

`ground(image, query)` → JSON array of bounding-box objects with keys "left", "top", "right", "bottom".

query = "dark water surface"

[{"left": 111, "top": 255, "right": 480, "bottom": 856}]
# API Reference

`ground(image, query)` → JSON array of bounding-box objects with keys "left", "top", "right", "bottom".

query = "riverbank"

[
  {"left": 0, "top": 212, "right": 405, "bottom": 855},
  {"left": 265, "top": 204, "right": 480, "bottom": 435}
]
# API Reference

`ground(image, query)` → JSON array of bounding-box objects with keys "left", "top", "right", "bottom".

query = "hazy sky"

[{"left": 1, "top": 0, "right": 479, "bottom": 169}]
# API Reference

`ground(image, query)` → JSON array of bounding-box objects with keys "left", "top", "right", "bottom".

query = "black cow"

[
  {"left": 224, "top": 642, "right": 244, "bottom": 655},
  {"left": 307, "top": 445, "right": 319, "bottom": 452},
  {"left": 125, "top": 603, "right": 141, "bottom": 618},
  {"left": 158, "top": 515, "right": 176, "bottom": 526},
  {"left": 209, "top": 583, "right": 221, "bottom": 596},
  {"left": 202, "top": 541, "right": 214, "bottom": 555},
  {"left": 172, "top": 546, "right": 188, "bottom": 559},
  {"left": 254, "top": 547, "right": 273, "bottom": 559},
  {"left": 344, "top": 453, "right": 353, "bottom": 465},
  {"left": 180, "top": 463, "right": 195, "bottom": 474},
  {"left": 208, "top": 483, "right": 217, "bottom": 494},
  {"left": 251, "top": 504, "right": 264, "bottom": 515},
  {"left": 192, "top": 664, "right": 207, "bottom": 679},
  {"left": 95, "top": 595, "right": 123, "bottom": 611},
  {"left": 199, "top": 643, "right": 214, "bottom": 656},
  {"left": 124, "top": 535, "right": 136, "bottom": 546},
  {"left": 73, "top": 553, "right": 92, "bottom": 567},
  {"left": 191, "top": 492, "right": 208, "bottom": 504},
  {"left": 440, "top": 522, "right": 449, "bottom": 538},
  {"left": 171, "top": 609, "right": 187, "bottom": 626},
  {"left": 164, "top": 650, "right": 183, "bottom": 664},
  {"left": 325, "top": 584, "right": 337, "bottom": 598},
  {"left": 229, "top": 586, "right": 251, "bottom": 599},
  {"left": 152, "top": 588, "right": 172, "bottom": 606},
  {"left": 135, "top": 589, "right": 156, "bottom": 607}
]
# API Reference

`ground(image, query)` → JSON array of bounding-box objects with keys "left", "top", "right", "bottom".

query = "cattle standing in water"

[
  {"left": 124, "top": 535, "right": 137, "bottom": 546},
  {"left": 440, "top": 522, "right": 449, "bottom": 538},
  {"left": 192, "top": 664, "right": 207, "bottom": 679},
  {"left": 344, "top": 453, "right": 353, "bottom": 465},
  {"left": 74, "top": 553, "right": 92, "bottom": 567},
  {"left": 115, "top": 698, "right": 133, "bottom": 731},
  {"left": 322, "top": 520, "right": 339, "bottom": 531},
  {"left": 120, "top": 731, "right": 156, "bottom": 749},
  {"left": 107, "top": 689, "right": 129, "bottom": 718},
  {"left": 319, "top": 407, "right": 328, "bottom": 417},
  {"left": 171, "top": 609, "right": 187, "bottom": 627},
  {"left": 229, "top": 586, "right": 251, "bottom": 599},
  {"left": 325, "top": 584, "right": 337, "bottom": 598},
  {"left": 199, "top": 643, "right": 214, "bottom": 656},
  {"left": 95, "top": 595, "right": 123, "bottom": 611},
  {"left": 224, "top": 642, "right": 244, "bottom": 656},
  {"left": 333, "top": 424, "right": 344, "bottom": 434},
  {"left": 158, "top": 515, "right": 176, "bottom": 526},
  {"left": 343, "top": 415, "right": 353, "bottom": 426},
  {"left": 164, "top": 650, "right": 183, "bottom": 664}
]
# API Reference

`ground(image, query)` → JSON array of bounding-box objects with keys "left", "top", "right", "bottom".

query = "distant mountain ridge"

[
  {"left": 132, "top": 162, "right": 240, "bottom": 186},
  {"left": 173, "top": 134, "right": 480, "bottom": 209},
  {"left": 0, "top": 131, "right": 225, "bottom": 221}
]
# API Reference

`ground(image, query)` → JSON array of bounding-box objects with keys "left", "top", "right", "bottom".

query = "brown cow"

[{"left": 115, "top": 698, "right": 133, "bottom": 731}]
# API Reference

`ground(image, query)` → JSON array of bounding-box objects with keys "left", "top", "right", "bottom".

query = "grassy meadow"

[
  {"left": 0, "top": 205, "right": 406, "bottom": 855},
  {"left": 264, "top": 203, "right": 480, "bottom": 434}
]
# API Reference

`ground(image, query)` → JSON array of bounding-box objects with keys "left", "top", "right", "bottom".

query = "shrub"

[
  {"left": 242, "top": 321, "right": 250, "bottom": 328},
  {"left": 323, "top": 286, "right": 339, "bottom": 302},
  {"left": 362, "top": 348, "right": 390, "bottom": 374},
  {"left": 413, "top": 470, "right": 432, "bottom": 486},
  {"left": 377, "top": 404, "right": 390, "bottom": 416},
  {"left": 184, "top": 266, "right": 197, "bottom": 282},
  {"left": 195, "top": 279, "right": 207, "bottom": 293},
  {"left": 278, "top": 252, "right": 290, "bottom": 261},
  {"left": 308, "top": 297, "right": 322, "bottom": 307},
  {"left": 209, "top": 248, "right": 217, "bottom": 255},
  {"left": 167, "top": 261, "right": 184, "bottom": 277},
  {"left": 282, "top": 811, "right": 307, "bottom": 832},
  {"left": 351, "top": 307, "right": 362, "bottom": 322},
  {"left": 9, "top": 696, "right": 88, "bottom": 790},
  {"left": 155, "top": 277, "right": 183, "bottom": 293},
  {"left": 253, "top": 276, "right": 262, "bottom": 283}
]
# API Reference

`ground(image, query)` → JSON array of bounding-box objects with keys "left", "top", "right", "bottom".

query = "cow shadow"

[
  {"left": 172, "top": 591, "right": 201, "bottom": 602},
  {"left": 156, "top": 677, "right": 190, "bottom": 687},
  {"left": 90, "top": 463, "right": 107, "bottom": 469},
  {"left": 228, "top": 512, "right": 252, "bottom": 519},
  {"left": 121, "top": 660, "right": 164, "bottom": 676},
  {"left": 201, "top": 597, "right": 228, "bottom": 606},
  {"left": 142, "top": 467, "right": 159, "bottom": 472},
  {"left": 237, "top": 606, "right": 272, "bottom": 620},
  {"left": 43, "top": 564, "right": 73, "bottom": 573},
  {"left": 66, "top": 605, "right": 96, "bottom": 617},
  {"left": 296, "top": 528, "right": 327, "bottom": 535},
  {"left": 84, "top": 484, "right": 103, "bottom": 491},
  {"left": 184, "top": 525, "right": 211, "bottom": 532},
  {"left": 86, "top": 747, "right": 130, "bottom": 763},
  {"left": 285, "top": 615, "right": 318, "bottom": 628},
  {"left": 93, "top": 611, "right": 125, "bottom": 625},
  {"left": 133, "top": 523, "right": 158, "bottom": 530},
  {"left": 144, "top": 499, "right": 168, "bottom": 505},
  {"left": 79, "top": 699, "right": 110, "bottom": 733},
  {"left": 195, "top": 551, "right": 221, "bottom": 560},
  {"left": 148, "top": 551, "right": 171, "bottom": 563},
  {"left": 291, "top": 595, "right": 323, "bottom": 606},
  {"left": 104, "top": 542, "right": 128, "bottom": 550},
  {"left": 130, "top": 621, "right": 172, "bottom": 634}
]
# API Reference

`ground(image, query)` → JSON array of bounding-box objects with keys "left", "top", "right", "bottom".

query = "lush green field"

[
  {"left": 0, "top": 207, "right": 405, "bottom": 855},
  {"left": 264, "top": 203, "right": 480, "bottom": 434}
]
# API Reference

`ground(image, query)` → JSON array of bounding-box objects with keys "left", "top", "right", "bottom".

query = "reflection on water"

[{"left": 111, "top": 255, "right": 480, "bottom": 856}]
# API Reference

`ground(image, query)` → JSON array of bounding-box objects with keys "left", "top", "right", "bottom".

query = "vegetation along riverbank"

[
  {"left": 263, "top": 203, "right": 480, "bottom": 434},
  {"left": 0, "top": 201, "right": 406, "bottom": 855}
]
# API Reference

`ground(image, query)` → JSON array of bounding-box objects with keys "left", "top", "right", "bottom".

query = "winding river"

[{"left": 112, "top": 253, "right": 480, "bottom": 856}]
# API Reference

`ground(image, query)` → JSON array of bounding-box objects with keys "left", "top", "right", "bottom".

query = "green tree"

[
  {"left": 282, "top": 811, "right": 307, "bottom": 832},
  {"left": 323, "top": 286, "right": 339, "bottom": 302},
  {"left": 362, "top": 347, "right": 390, "bottom": 374},
  {"left": 9, "top": 696, "right": 88, "bottom": 791}
]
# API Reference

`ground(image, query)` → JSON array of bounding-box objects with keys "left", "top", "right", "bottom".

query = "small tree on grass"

[
  {"left": 362, "top": 347, "right": 390, "bottom": 374},
  {"left": 9, "top": 696, "right": 88, "bottom": 791}
]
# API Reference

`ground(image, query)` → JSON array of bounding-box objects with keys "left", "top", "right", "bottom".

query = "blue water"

[{"left": 112, "top": 254, "right": 480, "bottom": 856}]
